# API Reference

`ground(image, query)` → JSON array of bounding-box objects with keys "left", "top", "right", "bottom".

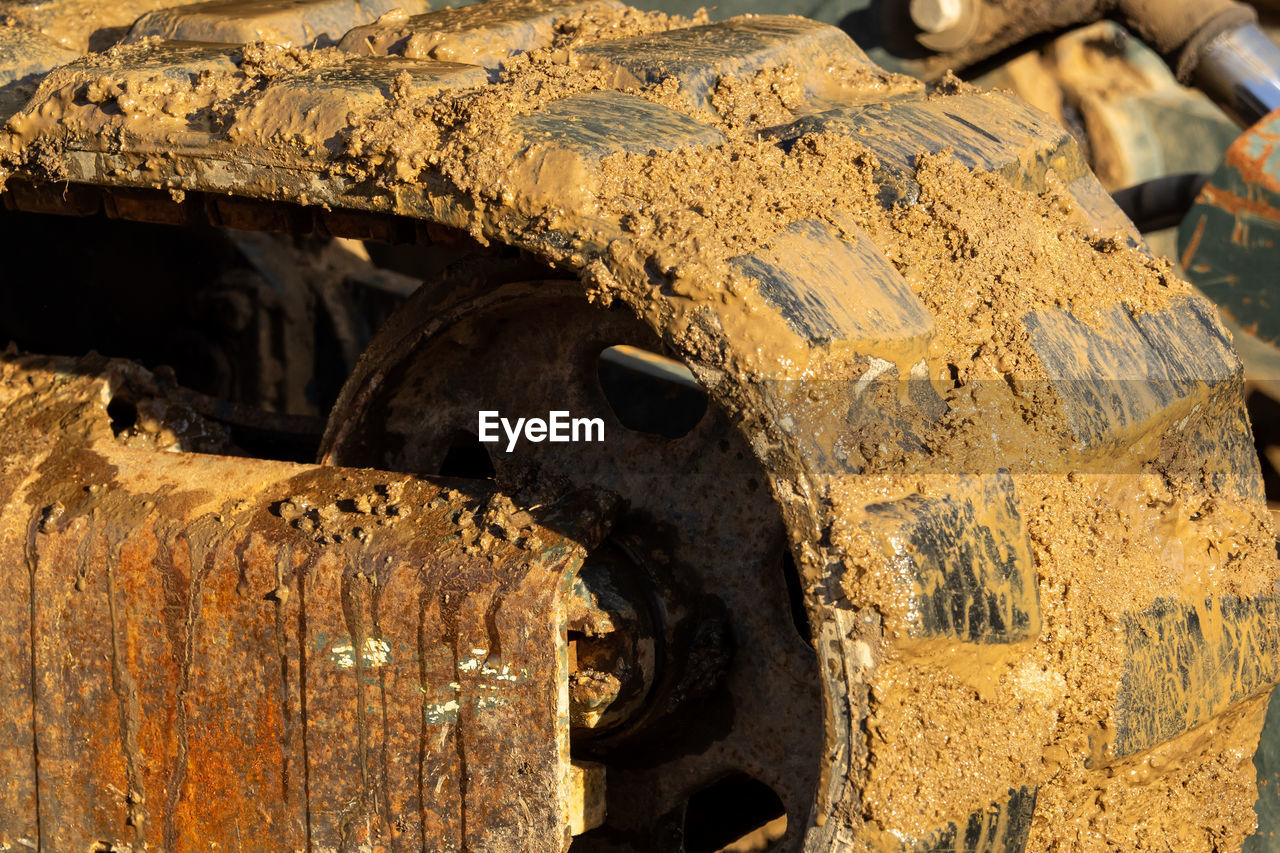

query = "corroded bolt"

[
  {"left": 566, "top": 546, "right": 658, "bottom": 734},
  {"left": 910, "top": 0, "right": 968, "bottom": 34},
  {"left": 568, "top": 653, "right": 625, "bottom": 728}
]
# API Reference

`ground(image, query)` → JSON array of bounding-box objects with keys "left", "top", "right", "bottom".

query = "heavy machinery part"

[
  {"left": 1111, "top": 171, "right": 1210, "bottom": 232},
  {"left": 0, "top": 0, "right": 176, "bottom": 53},
  {"left": 965, "top": 19, "right": 1280, "bottom": 391},
  {"left": 1178, "top": 106, "right": 1280, "bottom": 400},
  {"left": 0, "top": 351, "right": 636, "bottom": 849},
  {"left": 839, "top": 0, "right": 1273, "bottom": 115},
  {"left": 0, "top": 208, "right": 410, "bottom": 421},
  {"left": 0, "top": 0, "right": 432, "bottom": 52},
  {"left": 972, "top": 20, "right": 1241, "bottom": 194},
  {"left": 122, "top": 0, "right": 432, "bottom": 48},
  {"left": 0, "top": 25, "right": 77, "bottom": 117},
  {"left": 0, "top": 1, "right": 1277, "bottom": 850},
  {"left": 1196, "top": 21, "right": 1280, "bottom": 126},
  {"left": 320, "top": 263, "right": 824, "bottom": 848}
]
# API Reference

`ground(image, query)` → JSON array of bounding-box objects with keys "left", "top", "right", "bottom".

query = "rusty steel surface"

[
  {"left": 0, "top": 353, "right": 603, "bottom": 851},
  {"left": 1178, "top": 106, "right": 1280, "bottom": 394}
]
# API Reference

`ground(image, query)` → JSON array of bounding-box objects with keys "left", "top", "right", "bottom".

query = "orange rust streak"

[
  {"left": 1199, "top": 185, "right": 1280, "bottom": 226},
  {"left": 1180, "top": 214, "right": 1207, "bottom": 271},
  {"left": 1226, "top": 133, "right": 1280, "bottom": 194}
]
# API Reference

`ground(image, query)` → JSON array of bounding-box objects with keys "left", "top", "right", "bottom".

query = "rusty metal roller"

[{"left": 0, "top": 353, "right": 628, "bottom": 851}]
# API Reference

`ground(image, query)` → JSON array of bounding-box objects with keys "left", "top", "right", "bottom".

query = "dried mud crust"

[{"left": 0, "top": 2, "right": 1277, "bottom": 852}]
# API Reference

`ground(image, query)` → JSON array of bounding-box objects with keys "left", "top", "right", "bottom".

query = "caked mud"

[{"left": 0, "top": 1, "right": 1276, "bottom": 851}]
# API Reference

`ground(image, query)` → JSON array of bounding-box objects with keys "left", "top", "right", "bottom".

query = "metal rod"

[{"left": 1195, "top": 22, "right": 1280, "bottom": 127}]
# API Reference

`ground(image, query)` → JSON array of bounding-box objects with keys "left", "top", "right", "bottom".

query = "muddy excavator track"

[{"left": 0, "top": 1, "right": 1277, "bottom": 851}]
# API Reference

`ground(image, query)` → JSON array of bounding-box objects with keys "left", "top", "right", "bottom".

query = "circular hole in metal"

[
  {"left": 596, "top": 345, "right": 707, "bottom": 439},
  {"left": 683, "top": 773, "right": 788, "bottom": 853}
]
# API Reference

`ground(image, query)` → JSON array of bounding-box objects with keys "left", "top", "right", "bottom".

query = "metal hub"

[{"left": 321, "top": 256, "right": 825, "bottom": 850}]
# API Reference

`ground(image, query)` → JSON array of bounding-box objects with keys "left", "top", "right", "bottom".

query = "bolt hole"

[
  {"left": 438, "top": 431, "right": 495, "bottom": 479},
  {"left": 597, "top": 345, "right": 707, "bottom": 439},
  {"left": 107, "top": 397, "right": 139, "bottom": 436},
  {"left": 682, "top": 773, "right": 787, "bottom": 853}
]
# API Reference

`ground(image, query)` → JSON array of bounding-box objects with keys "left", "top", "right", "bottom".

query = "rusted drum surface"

[{"left": 0, "top": 354, "right": 596, "bottom": 851}]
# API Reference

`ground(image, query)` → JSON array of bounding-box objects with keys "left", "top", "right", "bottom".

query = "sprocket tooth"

[
  {"left": 1114, "top": 596, "right": 1280, "bottom": 759},
  {"left": 504, "top": 90, "right": 725, "bottom": 214},
  {"left": 338, "top": 0, "right": 622, "bottom": 68},
  {"left": 730, "top": 218, "right": 932, "bottom": 350},
  {"left": 573, "top": 16, "right": 882, "bottom": 112},
  {"left": 124, "top": 0, "right": 431, "bottom": 47},
  {"left": 857, "top": 472, "right": 1039, "bottom": 646},
  {"left": 8, "top": 41, "right": 241, "bottom": 145},
  {"left": 888, "top": 786, "right": 1039, "bottom": 853},
  {"left": 0, "top": 0, "right": 175, "bottom": 53},
  {"left": 232, "top": 58, "right": 488, "bottom": 154},
  {"left": 772, "top": 91, "right": 1084, "bottom": 204},
  {"left": 1022, "top": 295, "right": 1240, "bottom": 453},
  {"left": 512, "top": 89, "right": 725, "bottom": 159},
  {"left": 0, "top": 25, "right": 79, "bottom": 120}
]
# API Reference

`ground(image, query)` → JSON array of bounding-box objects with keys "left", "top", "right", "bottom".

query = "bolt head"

[{"left": 910, "top": 0, "right": 967, "bottom": 34}]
